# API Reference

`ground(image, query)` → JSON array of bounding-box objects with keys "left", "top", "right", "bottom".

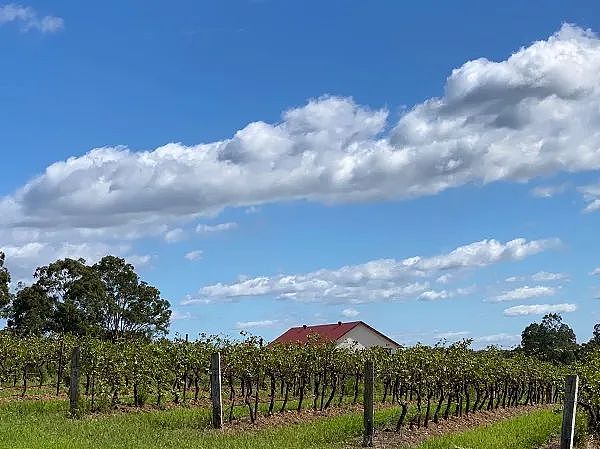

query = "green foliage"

[
  {"left": 0, "top": 252, "right": 11, "bottom": 310},
  {"left": 520, "top": 313, "right": 578, "bottom": 364},
  {"left": 34, "top": 258, "right": 106, "bottom": 336},
  {"left": 93, "top": 256, "right": 171, "bottom": 340},
  {"left": 592, "top": 323, "right": 600, "bottom": 345},
  {"left": 576, "top": 347, "right": 600, "bottom": 435},
  {"left": 6, "top": 283, "right": 53, "bottom": 336},
  {"left": 2, "top": 255, "right": 171, "bottom": 339}
]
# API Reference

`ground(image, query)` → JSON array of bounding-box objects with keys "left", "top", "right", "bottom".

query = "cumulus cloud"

[
  {"left": 196, "top": 222, "right": 238, "bottom": 234},
  {"left": 503, "top": 303, "right": 577, "bottom": 316},
  {"left": 0, "top": 3, "right": 63, "bottom": 33},
  {"left": 491, "top": 285, "right": 556, "bottom": 302},
  {"left": 434, "top": 330, "right": 471, "bottom": 340},
  {"left": 419, "top": 286, "right": 476, "bottom": 301},
  {"left": 235, "top": 319, "right": 279, "bottom": 329},
  {"left": 2, "top": 24, "right": 600, "bottom": 277},
  {"left": 1, "top": 25, "right": 599, "bottom": 234},
  {"left": 579, "top": 183, "right": 600, "bottom": 212},
  {"left": 1, "top": 240, "right": 149, "bottom": 281},
  {"left": 506, "top": 271, "right": 569, "bottom": 283},
  {"left": 530, "top": 184, "right": 567, "bottom": 198},
  {"left": 474, "top": 333, "right": 521, "bottom": 344},
  {"left": 183, "top": 237, "right": 558, "bottom": 305},
  {"left": 171, "top": 310, "right": 192, "bottom": 321},
  {"left": 591, "top": 268, "right": 600, "bottom": 276},
  {"left": 341, "top": 308, "right": 359, "bottom": 318},
  {"left": 164, "top": 228, "right": 186, "bottom": 243},
  {"left": 184, "top": 250, "right": 203, "bottom": 261}
]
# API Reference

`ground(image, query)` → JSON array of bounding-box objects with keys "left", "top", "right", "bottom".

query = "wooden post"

[
  {"left": 69, "top": 346, "right": 81, "bottom": 417},
  {"left": 210, "top": 352, "right": 223, "bottom": 429},
  {"left": 362, "top": 360, "right": 375, "bottom": 447},
  {"left": 183, "top": 334, "right": 189, "bottom": 403},
  {"left": 560, "top": 375, "right": 579, "bottom": 449},
  {"left": 56, "top": 337, "right": 64, "bottom": 396}
]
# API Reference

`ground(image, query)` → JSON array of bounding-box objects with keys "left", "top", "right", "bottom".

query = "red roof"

[{"left": 270, "top": 321, "right": 400, "bottom": 347}]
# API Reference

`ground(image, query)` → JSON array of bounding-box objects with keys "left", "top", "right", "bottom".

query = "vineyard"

[{"left": 1, "top": 332, "right": 598, "bottom": 438}]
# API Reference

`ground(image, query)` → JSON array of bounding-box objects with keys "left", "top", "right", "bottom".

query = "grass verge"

[
  {"left": 0, "top": 399, "right": 398, "bottom": 449},
  {"left": 414, "top": 408, "right": 561, "bottom": 449}
]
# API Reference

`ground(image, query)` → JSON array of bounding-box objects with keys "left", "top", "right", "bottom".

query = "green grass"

[
  {"left": 0, "top": 397, "right": 563, "bottom": 449},
  {"left": 415, "top": 408, "right": 562, "bottom": 449},
  {"left": 0, "top": 399, "right": 399, "bottom": 449}
]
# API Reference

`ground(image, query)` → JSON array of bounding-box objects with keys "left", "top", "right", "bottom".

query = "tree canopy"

[
  {"left": 592, "top": 323, "right": 600, "bottom": 344},
  {"left": 0, "top": 252, "right": 10, "bottom": 310},
  {"left": 520, "top": 313, "right": 577, "bottom": 364},
  {"left": 93, "top": 255, "right": 171, "bottom": 340},
  {"left": 1, "top": 254, "right": 171, "bottom": 339}
]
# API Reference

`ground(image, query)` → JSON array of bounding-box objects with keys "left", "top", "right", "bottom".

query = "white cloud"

[
  {"left": 1, "top": 240, "right": 149, "bottom": 280},
  {"left": 1, "top": 26, "right": 599, "bottom": 237},
  {"left": 506, "top": 271, "right": 569, "bottom": 283},
  {"left": 474, "top": 333, "right": 521, "bottom": 344},
  {"left": 164, "top": 228, "right": 186, "bottom": 243},
  {"left": 434, "top": 330, "right": 471, "bottom": 340},
  {"left": 436, "top": 274, "right": 453, "bottom": 284},
  {"left": 126, "top": 254, "right": 153, "bottom": 268},
  {"left": 503, "top": 303, "right": 577, "bottom": 316},
  {"left": 184, "top": 250, "right": 203, "bottom": 261},
  {"left": 235, "top": 319, "right": 279, "bottom": 329},
  {"left": 2, "top": 24, "right": 599, "bottom": 277},
  {"left": 492, "top": 285, "right": 556, "bottom": 302},
  {"left": 245, "top": 206, "right": 261, "bottom": 214},
  {"left": 579, "top": 183, "right": 600, "bottom": 212},
  {"left": 0, "top": 4, "right": 63, "bottom": 33},
  {"left": 531, "top": 271, "right": 569, "bottom": 282},
  {"left": 419, "top": 286, "right": 476, "bottom": 301},
  {"left": 530, "top": 184, "right": 567, "bottom": 198},
  {"left": 184, "top": 237, "right": 558, "bottom": 305},
  {"left": 196, "top": 222, "right": 238, "bottom": 234},
  {"left": 171, "top": 310, "right": 192, "bottom": 321},
  {"left": 341, "top": 308, "right": 359, "bottom": 318},
  {"left": 590, "top": 267, "right": 600, "bottom": 276},
  {"left": 419, "top": 290, "right": 451, "bottom": 301}
]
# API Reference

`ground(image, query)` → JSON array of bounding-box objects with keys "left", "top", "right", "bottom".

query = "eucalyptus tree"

[
  {"left": 0, "top": 252, "right": 10, "bottom": 311},
  {"left": 592, "top": 323, "right": 600, "bottom": 345},
  {"left": 5, "top": 283, "right": 53, "bottom": 336},
  {"left": 33, "top": 258, "right": 106, "bottom": 336},
  {"left": 93, "top": 255, "right": 171, "bottom": 340},
  {"left": 521, "top": 313, "right": 577, "bottom": 364}
]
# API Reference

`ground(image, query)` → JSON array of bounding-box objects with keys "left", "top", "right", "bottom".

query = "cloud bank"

[
  {"left": 503, "top": 303, "right": 577, "bottom": 316},
  {"left": 1, "top": 24, "right": 599, "bottom": 277},
  {"left": 0, "top": 3, "right": 63, "bottom": 33},
  {"left": 492, "top": 285, "right": 556, "bottom": 302},
  {"left": 184, "top": 237, "right": 559, "bottom": 305}
]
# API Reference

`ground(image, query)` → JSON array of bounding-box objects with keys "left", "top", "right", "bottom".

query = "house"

[{"left": 271, "top": 320, "right": 400, "bottom": 351}]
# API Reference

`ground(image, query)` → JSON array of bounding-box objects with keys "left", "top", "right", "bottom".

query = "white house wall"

[{"left": 336, "top": 323, "right": 397, "bottom": 350}]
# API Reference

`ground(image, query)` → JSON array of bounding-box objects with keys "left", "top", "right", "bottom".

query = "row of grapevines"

[
  {"left": 576, "top": 347, "right": 600, "bottom": 434},
  {"left": 0, "top": 333, "right": 585, "bottom": 431}
]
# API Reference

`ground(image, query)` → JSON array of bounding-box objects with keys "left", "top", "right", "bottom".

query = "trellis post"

[
  {"left": 69, "top": 346, "right": 81, "bottom": 417},
  {"left": 362, "top": 360, "right": 375, "bottom": 447},
  {"left": 560, "top": 375, "right": 578, "bottom": 449},
  {"left": 210, "top": 352, "right": 223, "bottom": 429}
]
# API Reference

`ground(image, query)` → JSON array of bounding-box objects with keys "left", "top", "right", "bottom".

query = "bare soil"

[{"left": 539, "top": 437, "right": 600, "bottom": 449}]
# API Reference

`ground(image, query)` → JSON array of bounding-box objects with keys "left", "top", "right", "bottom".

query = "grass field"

[
  {"left": 415, "top": 408, "right": 562, "bottom": 449},
  {"left": 0, "top": 399, "right": 399, "bottom": 449},
  {"left": 0, "top": 398, "right": 562, "bottom": 449}
]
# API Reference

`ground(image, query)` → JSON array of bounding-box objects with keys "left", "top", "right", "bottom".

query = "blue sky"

[{"left": 1, "top": 1, "right": 600, "bottom": 346}]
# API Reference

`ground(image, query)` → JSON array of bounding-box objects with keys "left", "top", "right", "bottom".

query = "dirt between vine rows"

[
  {"left": 223, "top": 403, "right": 382, "bottom": 432},
  {"left": 341, "top": 405, "right": 555, "bottom": 448},
  {"left": 539, "top": 437, "right": 600, "bottom": 449}
]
